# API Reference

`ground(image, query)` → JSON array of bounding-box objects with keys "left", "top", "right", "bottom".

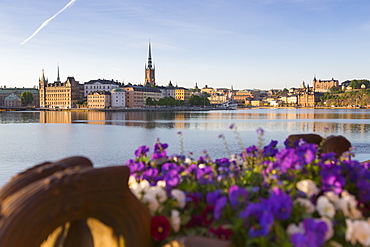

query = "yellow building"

[
  {"left": 313, "top": 77, "right": 339, "bottom": 92},
  {"left": 123, "top": 85, "right": 161, "bottom": 108},
  {"left": 175, "top": 87, "right": 190, "bottom": 103},
  {"left": 39, "top": 69, "right": 83, "bottom": 108},
  {"left": 87, "top": 91, "right": 111, "bottom": 108}
]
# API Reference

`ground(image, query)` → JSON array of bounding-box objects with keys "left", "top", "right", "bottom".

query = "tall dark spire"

[
  {"left": 147, "top": 42, "right": 153, "bottom": 69},
  {"left": 57, "top": 64, "right": 60, "bottom": 82},
  {"left": 145, "top": 41, "right": 155, "bottom": 86}
]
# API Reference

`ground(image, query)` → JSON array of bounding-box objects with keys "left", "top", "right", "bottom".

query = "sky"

[{"left": 1, "top": 0, "right": 370, "bottom": 90}]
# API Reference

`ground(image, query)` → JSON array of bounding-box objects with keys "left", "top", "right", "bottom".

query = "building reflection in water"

[{"left": 36, "top": 110, "right": 370, "bottom": 139}]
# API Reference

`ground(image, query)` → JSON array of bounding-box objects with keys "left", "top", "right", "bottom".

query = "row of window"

[{"left": 85, "top": 86, "right": 114, "bottom": 89}]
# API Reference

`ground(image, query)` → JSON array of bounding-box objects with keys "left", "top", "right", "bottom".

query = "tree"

[
  {"left": 188, "top": 95, "right": 210, "bottom": 106},
  {"left": 20, "top": 92, "right": 34, "bottom": 106}
]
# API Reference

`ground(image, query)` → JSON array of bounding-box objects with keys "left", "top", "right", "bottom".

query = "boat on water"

[{"left": 221, "top": 101, "right": 238, "bottom": 110}]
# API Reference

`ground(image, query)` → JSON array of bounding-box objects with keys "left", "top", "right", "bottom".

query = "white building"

[
  {"left": 111, "top": 88, "right": 126, "bottom": 108},
  {"left": 84, "top": 79, "right": 120, "bottom": 97}
]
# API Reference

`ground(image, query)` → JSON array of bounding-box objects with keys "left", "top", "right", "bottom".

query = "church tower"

[
  {"left": 39, "top": 69, "right": 48, "bottom": 107},
  {"left": 145, "top": 42, "right": 155, "bottom": 86}
]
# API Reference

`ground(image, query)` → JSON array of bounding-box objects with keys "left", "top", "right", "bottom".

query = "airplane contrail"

[{"left": 20, "top": 0, "right": 77, "bottom": 45}]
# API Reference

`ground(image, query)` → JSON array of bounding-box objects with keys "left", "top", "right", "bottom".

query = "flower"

[
  {"left": 143, "top": 193, "right": 159, "bottom": 213},
  {"left": 151, "top": 215, "right": 171, "bottom": 241},
  {"left": 346, "top": 219, "right": 370, "bottom": 246},
  {"left": 134, "top": 145, "right": 149, "bottom": 157},
  {"left": 296, "top": 179, "right": 320, "bottom": 198},
  {"left": 294, "top": 198, "right": 315, "bottom": 214},
  {"left": 170, "top": 210, "right": 181, "bottom": 233},
  {"left": 290, "top": 218, "right": 328, "bottom": 247},
  {"left": 127, "top": 132, "right": 370, "bottom": 246},
  {"left": 240, "top": 200, "right": 274, "bottom": 237},
  {"left": 228, "top": 185, "right": 248, "bottom": 210},
  {"left": 256, "top": 128, "right": 264, "bottom": 136},
  {"left": 269, "top": 188, "right": 292, "bottom": 220},
  {"left": 171, "top": 189, "right": 186, "bottom": 209},
  {"left": 209, "top": 225, "right": 233, "bottom": 240},
  {"left": 316, "top": 195, "right": 336, "bottom": 219}
]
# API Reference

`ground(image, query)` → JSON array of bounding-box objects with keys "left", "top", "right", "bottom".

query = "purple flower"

[
  {"left": 290, "top": 218, "right": 327, "bottom": 247},
  {"left": 263, "top": 140, "right": 278, "bottom": 157},
  {"left": 142, "top": 168, "right": 159, "bottom": 184},
  {"left": 127, "top": 161, "right": 145, "bottom": 173},
  {"left": 239, "top": 200, "right": 274, "bottom": 238},
  {"left": 196, "top": 166, "right": 214, "bottom": 185},
  {"left": 244, "top": 145, "right": 259, "bottom": 158},
  {"left": 161, "top": 162, "right": 179, "bottom": 174},
  {"left": 164, "top": 170, "right": 180, "bottom": 188},
  {"left": 134, "top": 145, "right": 149, "bottom": 157},
  {"left": 214, "top": 196, "right": 227, "bottom": 220},
  {"left": 229, "top": 123, "right": 235, "bottom": 129},
  {"left": 228, "top": 185, "right": 248, "bottom": 210},
  {"left": 320, "top": 161, "right": 345, "bottom": 194},
  {"left": 268, "top": 188, "right": 292, "bottom": 220},
  {"left": 207, "top": 190, "right": 223, "bottom": 205},
  {"left": 297, "top": 143, "right": 317, "bottom": 164},
  {"left": 357, "top": 179, "right": 370, "bottom": 202},
  {"left": 256, "top": 128, "right": 264, "bottom": 136}
]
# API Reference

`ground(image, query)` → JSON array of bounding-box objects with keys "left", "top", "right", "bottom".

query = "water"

[{"left": 1, "top": 108, "right": 370, "bottom": 187}]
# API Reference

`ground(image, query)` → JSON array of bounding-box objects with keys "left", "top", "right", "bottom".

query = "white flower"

[
  {"left": 286, "top": 223, "right": 304, "bottom": 236},
  {"left": 171, "top": 209, "right": 181, "bottom": 233},
  {"left": 296, "top": 179, "right": 320, "bottom": 198},
  {"left": 352, "top": 220, "right": 370, "bottom": 246},
  {"left": 130, "top": 180, "right": 151, "bottom": 199},
  {"left": 128, "top": 176, "right": 138, "bottom": 188},
  {"left": 171, "top": 189, "right": 186, "bottom": 209},
  {"left": 137, "top": 180, "right": 150, "bottom": 193},
  {"left": 316, "top": 196, "right": 336, "bottom": 218},
  {"left": 294, "top": 198, "right": 315, "bottom": 214},
  {"left": 320, "top": 217, "right": 334, "bottom": 240},
  {"left": 337, "top": 190, "right": 362, "bottom": 219},
  {"left": 325, "top": 191, "right": 340, "bottom": 206},
  {"left": 146, "top": 186, "right": 168, "bottom": 203},
  {"left": 156, "top": 180, "right": 166, "bottom": 188},
  {"left": 346, "top": 219, "right": 355, "bottom": 245},
  {"left": 185, "top": 158, "right": 193, "bottom": 164},
  {"left": 143, "top": 193, "right": 159, "bottom": 214}
]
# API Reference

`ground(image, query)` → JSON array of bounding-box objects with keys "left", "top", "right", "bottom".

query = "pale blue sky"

[{"left": 1, "top": 0, "right": 370, "bottom": 90}]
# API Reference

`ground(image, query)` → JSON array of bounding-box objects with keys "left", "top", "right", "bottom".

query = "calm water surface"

[{"left": 1, "top": 108, "right": 370, "bottom": 187}]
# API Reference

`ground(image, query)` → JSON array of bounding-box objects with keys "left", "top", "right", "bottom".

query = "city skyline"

[{"left": 1, "top": 0, "right": 370, "bottom": 90}]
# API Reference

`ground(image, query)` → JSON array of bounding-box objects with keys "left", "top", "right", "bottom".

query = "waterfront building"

[
  {"left": 84, "top": 79, "right": 121, "bottom": 97},
  {"left": 234, "top": 90, "right": 254, "bottom": 105},
  {"left": 158, "top": 81, "right": 176, "bottom": 98},
  {"left": 200, "top": 85, "right": 215, "bottom": 95},
  {"left": 123, "top": 85, "right": 161, "bottom": 108},
  {"left": 145, "top": 42, "right": 155, "bottom": 86},
  {"left": 313, "top": 77, "right": 339, "bottom": 92},
  {"left": 111, "top": 88, "right": 126, "bottom": 108},
  {"left": 175, "top": 87, "right": 191, "bottom": 103},
  {"left": 39, "top": 69, "right": 83, "bottom": 108},
  {"left": 251, "top": 100, "right": 264, "bottom": 106},
  {"left": 298, "top": 92, "right": 321, "bottom": 107},
  {"left": 4, "top": 93, "right": 21, "bottom": 107},
  {"left": 87, "top": 91, "right": 111, "bottom": 108},
  {"left": 208, "top": 92, "right": 227, "bottom": 105},
  {"left": 0, "top": 86, "right": 39, "bottom": 107}
]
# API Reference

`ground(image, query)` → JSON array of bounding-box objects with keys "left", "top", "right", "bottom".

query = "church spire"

[
  {"left": 57, "top": 64, "right": 60, "bottom": 82},
  {"left": 40, "top": 69, "right": 47, "bottom": 83},
  {"left": 145, "top": 41, "right": 155, "bottom": 86},
  {"left": 147, "top": 42, "right": 153, "bottom": 69}
]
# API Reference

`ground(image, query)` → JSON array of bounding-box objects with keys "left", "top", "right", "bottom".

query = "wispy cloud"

[{"left": 20, "top": 0, "right": 76, "bottom": 45}]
